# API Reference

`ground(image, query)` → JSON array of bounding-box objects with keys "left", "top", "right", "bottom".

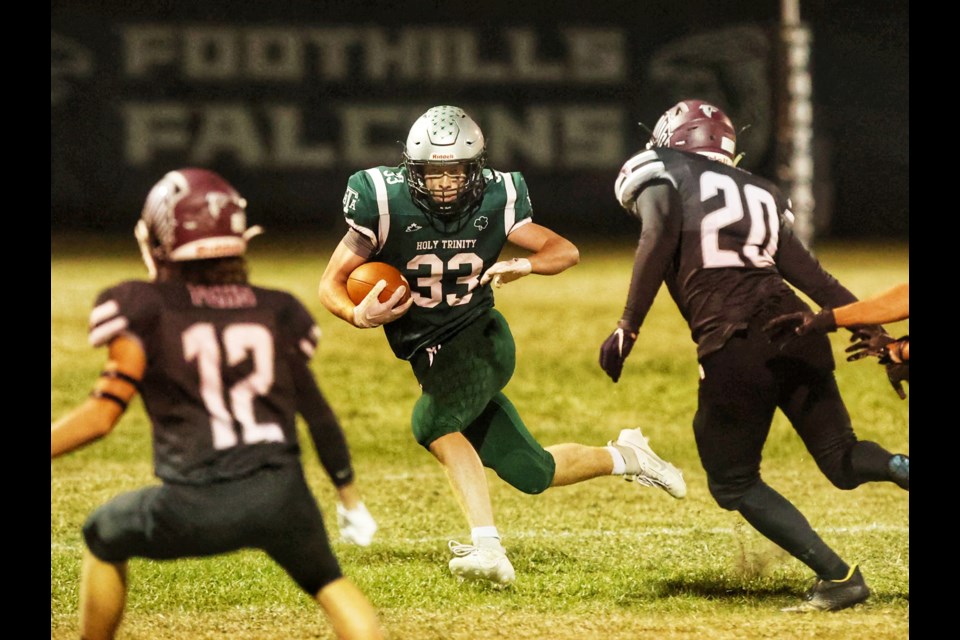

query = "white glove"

[
  {"left": 352, "top": 279, "right": 414, "bottom": 328},
  {"left": 480, "top": 258, "right": 532, "bottom": 288},
  {"left": 337, "top": 501, "right": 378, "bottom": 546}
]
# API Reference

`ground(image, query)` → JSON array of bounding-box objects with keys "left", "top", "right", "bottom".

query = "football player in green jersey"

[{"left": 319, "top": 105, "right": 686, "bottom": 588}]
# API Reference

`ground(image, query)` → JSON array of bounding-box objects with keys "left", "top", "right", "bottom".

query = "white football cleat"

[
  {"left": 448, "top": 540, "right": 515, "bottom": 588},
  {"left": 610, "top": 427, "right": 687, "bottom": 499}
]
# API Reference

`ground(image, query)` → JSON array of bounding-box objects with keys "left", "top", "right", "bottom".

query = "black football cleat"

[{"left": 782, "top": 565, "right": 870, "bottom": 612}]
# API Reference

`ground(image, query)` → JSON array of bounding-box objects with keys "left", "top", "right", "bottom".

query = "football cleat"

[
  {"left": 610, "top": 428, "right": 687, "bottom": 499},
  {"left": 782, "top": 565, "right": 871, "bottom": 612},
  {"left": 447, "top": 540, "right": 515, "bottom": 588}
]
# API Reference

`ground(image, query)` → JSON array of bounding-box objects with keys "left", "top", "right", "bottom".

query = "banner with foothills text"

[{"left": 51, "top": 2, "right": 908, "bottom": 238}]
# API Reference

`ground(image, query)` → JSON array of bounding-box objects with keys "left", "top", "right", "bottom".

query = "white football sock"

[
  {"left": 607, "top": 445, "right": 627, "bottom": 475},
  {"left": 472, "top": 526, "right": 501, "bottom": 548}
]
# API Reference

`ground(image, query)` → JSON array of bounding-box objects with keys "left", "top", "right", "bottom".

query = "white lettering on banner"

[
  {"left": 246, "top": 29, "right": 303, "bottom": 80},
  {"left": 306, "top": 28, "right": 361, "bottom": 80},
  {"left": 123, "top": 26, "right": 177, "bottom": 77},
  {"left": 270, "top": 106, "right": 336, "bottom": 167},
  {"left": 564, "top": 29, "right": 625, "bottom": 82},
  {"left": 337, "top": 106, "right": 412, "bottom": 165},
  {"left": 560, "top": 107, "right": 624, "bottom": 168},
  {"left": 184, "top": 28, "right": 237, "bottom": 80},
  {"left": 124, "top": 103, "right": 191, "bottom": 164},
  {"left": 121, "top": 103, "right": 626, "bottom": 170},
  {"left": 119, "top": 25, "right": 626, "bottom": 82},
  {"left": 124, "top": 102, "right": 335, "bottom": 168},
  {"left": 121, "top": 102, "right": 626, "bottom": 169},
  {"left": 488, "top": 106, "right": 626, "bottom": 169}
]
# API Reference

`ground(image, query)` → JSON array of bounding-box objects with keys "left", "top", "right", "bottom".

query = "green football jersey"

[{"left": 342, "top": 165, "right": 534, "bottom": 360}]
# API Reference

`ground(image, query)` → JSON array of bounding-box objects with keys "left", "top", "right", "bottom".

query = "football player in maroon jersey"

[
  {"left": 600, "top": 100, "right": 909, "bottom": 612},
  {"left": 51, "top": 169, "right": 383, "bottom": 640}
]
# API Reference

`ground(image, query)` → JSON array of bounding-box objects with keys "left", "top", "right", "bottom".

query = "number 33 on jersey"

[{"left": 342, "top": 165, "right": 534, "bottom": 360}]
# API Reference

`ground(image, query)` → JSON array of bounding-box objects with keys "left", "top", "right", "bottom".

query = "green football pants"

[{"left": 410, "top": 309, "right": 556, "bottom": 494}]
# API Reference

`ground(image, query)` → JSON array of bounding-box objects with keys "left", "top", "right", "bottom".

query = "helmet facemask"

[{"left": 404, "top": 153, "right": 487, "bottom": 232}]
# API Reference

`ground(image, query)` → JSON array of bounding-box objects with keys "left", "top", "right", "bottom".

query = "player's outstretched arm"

[
  {"left": 480, "top": 222, "right": 579, "bottom": 287},
  {"left": 52, "top": 335, "right": 145, "bottom": 458},
  {"left": 292, "top": 355, "right": 378, "bottom": 545},
  {"left": 834, "top": 283, "right": 909, "bottom": 327}
]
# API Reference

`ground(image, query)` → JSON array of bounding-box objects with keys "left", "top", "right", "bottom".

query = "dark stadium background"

[{"left": 51, "top": 0, "right": 907, "bottom": 240}]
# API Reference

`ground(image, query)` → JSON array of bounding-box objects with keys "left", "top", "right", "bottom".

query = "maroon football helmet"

[
  {"left": 134, "top": 168, "right": 262, "bottom": 279},
  {"left": 647, "top": 99, "right": 737, "bottom": 165}
]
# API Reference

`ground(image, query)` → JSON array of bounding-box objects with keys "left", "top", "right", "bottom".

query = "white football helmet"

[{"left": 403, "top": 105, "right": 487, "bottom": 228}]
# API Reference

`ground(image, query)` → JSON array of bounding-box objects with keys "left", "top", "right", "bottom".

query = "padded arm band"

[
  {"left": 100, "top": 370, "right": 142, "bottom": 390},
  {"left": 90, "top": 390, "right": 128, "bottom": 410}
]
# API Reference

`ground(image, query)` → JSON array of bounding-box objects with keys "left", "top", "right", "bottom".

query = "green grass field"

[{"left": 51, "top": 232, "right": 909, "bottom": 640}]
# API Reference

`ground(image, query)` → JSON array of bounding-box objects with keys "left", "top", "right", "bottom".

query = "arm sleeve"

[
  {"left": 291, "top": 356, "right": 355, "bottom": 488},
  {"left": 281, "top": 294, "right": 355, "bottom": 488},
  {"left": 341, "top": 228, "right": 376, "bottom": 259},
  {"left": 619, "top": 181, "right": 682, "bottom": 331},
  {"left": 776, "top": 223, "right": 858, "bottom": 310}
]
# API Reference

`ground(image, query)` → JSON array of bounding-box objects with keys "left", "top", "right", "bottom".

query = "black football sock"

[
  {"left": 737, "top": 482, "right": 848, "bottom": 580},
  {"left": 849, "top": 440, "right": 907, "bottom": 488}
]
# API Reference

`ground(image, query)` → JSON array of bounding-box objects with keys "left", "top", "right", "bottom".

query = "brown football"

[{"left": 346, "top": 261, "right": 412, "bottom": 305}]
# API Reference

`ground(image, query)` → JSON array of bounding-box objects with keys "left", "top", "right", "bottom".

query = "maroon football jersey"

[
  {"left": 88, "top": 280, "right": 321, "bottom": 484},
  {"left": 614, "top": 147, "right": 857, "bottom": 359}
]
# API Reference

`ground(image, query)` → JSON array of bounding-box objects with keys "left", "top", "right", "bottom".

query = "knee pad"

[
  {"left": 82, "top": 510, "right": 128, "bottom": 563},
  {"left": 493, "top": 449, "right": 555, "bottom": 495},
  {"left": 706, "top": 472, "right": 758, "bottom": 511},
  {"left": 830, "top": 440, "right": 891, "bottom": 490},
  {"left": 411, "top": 396, "right": 462, "bottom": 448}
]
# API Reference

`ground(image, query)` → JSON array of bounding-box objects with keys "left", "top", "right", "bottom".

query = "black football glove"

[
  {"left": 763, "top": 308, "right": 837, "bottom": 340},
  {"left": 599, "top": 326, "right": 638, "bottom": 383},
  {"left": 845, "top": 325, "right": 895, "bottom": 362},
  {"left": 877, "top": 336, "right": 909, "bottom": 400},
  {"left": 884, "top": 362, "right": 909, "bottom": 400}
]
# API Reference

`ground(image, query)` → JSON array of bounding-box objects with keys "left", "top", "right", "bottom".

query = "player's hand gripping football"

[
  {"left": 599, "top": 325, "right": 638, "bottom": 383},
  {"left": 763, "top": 308, "right": 837, "bottom": 339},
  {"left": 352, "top": 280, "right": 414, "bottom": 328},
  {"left": 337, "top": 501, "right": 378, "bottom": 546},
  {"left": 480, "top": 258, "right": 532, "bottom": 288}
]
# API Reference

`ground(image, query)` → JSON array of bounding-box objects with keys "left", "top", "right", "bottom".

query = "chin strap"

[
  {"left": 243, "top": 225, "right": 265, "bottom": 241},
  {"left": 134, "top": 220, "right": 158, "bottom": 281}
]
